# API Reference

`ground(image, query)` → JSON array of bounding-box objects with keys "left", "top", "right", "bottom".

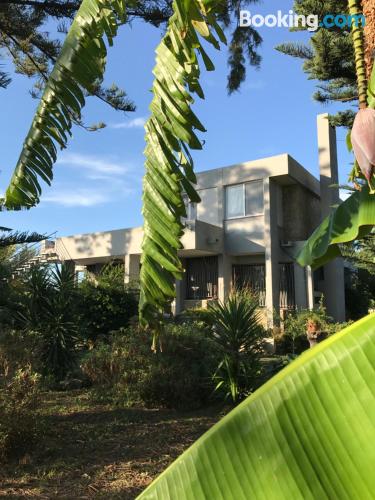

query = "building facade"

[{"left": 40, "top": 114, "right": 346, "bottom": 326}]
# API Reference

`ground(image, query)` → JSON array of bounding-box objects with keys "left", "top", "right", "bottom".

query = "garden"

[
  {"left": 0, "top": 254, "right": 361, "bottom": 497},
  {"left": 0, "top": 0, "right": 374, "bottom": 498}
]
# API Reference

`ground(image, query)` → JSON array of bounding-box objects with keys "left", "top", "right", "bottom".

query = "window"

[
  {"left": 226, "top": 184, "right": 245, "bottom": 218},
  {"left": 225, "top": 180, "right": 264, "bottom": 219}
]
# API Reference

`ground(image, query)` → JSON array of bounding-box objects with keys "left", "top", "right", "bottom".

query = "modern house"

[{"left": 39, "top": 114, "right": 346, "bottom": 327}]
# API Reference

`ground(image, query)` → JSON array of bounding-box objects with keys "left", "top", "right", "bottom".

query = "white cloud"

[
  {"left": 43, "top": 188, "right": 109, "bottom": 207},
  {"left": 57, "top": 152, "right": 127, "bottom": 175},
  {"left": 49, "top": 152, "right": 142, "bottom": 207},
  {"left": 110, "top": 116, "right": 147, "bottom": 129}
]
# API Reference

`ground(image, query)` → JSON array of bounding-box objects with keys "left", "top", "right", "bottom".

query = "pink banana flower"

[{"left": 351, "top": 108, "right": 375, "bottom": 182}]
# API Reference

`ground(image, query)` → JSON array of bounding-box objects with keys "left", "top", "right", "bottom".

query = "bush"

[
  {"left": 0, "top": 367, "right": 42, "bottom": 462},
  {"left": 82, "top": 322, "right": 219, "bottom": 410},
  {"left": 0, "top": 329, "right": 36, "bottom": 378},
  {"left": 9, "top": 265, "right": 81, "bottom": 382},
  {"left": 78, "top": 265, "right": 138, "bottom": 340},
  {"left": 277, "top": 305, "right": 352, "bottom": 355}
]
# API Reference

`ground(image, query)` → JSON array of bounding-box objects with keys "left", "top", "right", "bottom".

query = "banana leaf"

[
  {"left": 137, "top": 313, "right": 375, "bottom": 499},
  {"left": 4, "top": 0, "right": 127, "bottom": 209},
  {"left": 296, "top": 185, "right": 374, "bottom": 268}
]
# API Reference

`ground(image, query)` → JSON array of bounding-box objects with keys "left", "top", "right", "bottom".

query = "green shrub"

[
  {"left": 82, "top": 322, "right": 219, "bottom": 410},
  {"left": 0, "top": 367, "right": 42, "bottom": 462},
  {"left": 10, "top": 265, "right": 81, "bottom": 381},
  {"left": 78, "top": 265, "right": 138, "bottom": 340},
  {"left": 277, "top": 305, "right": 352, "bottom": 355},
  {"left": 0, "top": 329, "right": 36, "bottom": 378}
]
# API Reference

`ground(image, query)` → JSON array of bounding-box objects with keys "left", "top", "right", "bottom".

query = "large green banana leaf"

[
  {"left": 296, "top": 185, "right": 374, "bottom": 268},
  {"left": 139, "top": 0, "right": 226, "bottom": 326},
  {"left": 138, "top": 313, "right": 375, "bottom": 499}
]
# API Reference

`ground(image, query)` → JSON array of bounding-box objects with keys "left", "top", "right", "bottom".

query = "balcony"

[{"left": 180, "top": 220, "right": 223, "bottom": 256}]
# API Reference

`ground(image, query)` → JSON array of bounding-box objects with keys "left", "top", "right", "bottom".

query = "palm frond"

[
  {"left": 139, "top": 0, "right": 226, "bottom": 327},
  {"left": 4, "top": 0, "right": 128, "bottom": 210},
  {"left": 0, "top": 230, "right": 46, "bottom": 248}
]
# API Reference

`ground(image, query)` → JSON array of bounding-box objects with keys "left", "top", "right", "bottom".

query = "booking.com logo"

[{"left": 240, "top": 10, "right": 366, "bottom": 32}]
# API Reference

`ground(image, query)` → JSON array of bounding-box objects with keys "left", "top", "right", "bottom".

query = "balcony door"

[
  {"left": 186, "top": 256, "right": 218, "bottom": 300},
  {"left": 232, "top": 263, "right": 295, "bottom": 309}
]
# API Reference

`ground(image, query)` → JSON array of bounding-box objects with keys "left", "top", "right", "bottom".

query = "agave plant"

[
  {"left": 206, "top": 289, "right": 264, "bottom": 403},
  {"left": 137, "top": 313, "right": 375, "bottom": 499},
  {"left": 15, "top": 264, "right": 79, "bottom": 381}
]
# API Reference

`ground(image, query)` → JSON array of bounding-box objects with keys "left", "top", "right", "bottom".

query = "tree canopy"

[
  {"left": 276, "top": 0, "right": 357, "bottom": 128},
  {"left": 0, "top": 0, "right": 263, "bottom": 116}
]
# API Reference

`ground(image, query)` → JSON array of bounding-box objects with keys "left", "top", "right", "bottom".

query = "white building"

[{"left": 41, "top": 114, "right": 346, "bottom": 327}]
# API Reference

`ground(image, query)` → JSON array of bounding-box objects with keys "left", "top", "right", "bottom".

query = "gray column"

[
  {"left": 294, "top": 263, "right": 308, "bottom": 309},
  {"left": 317, "top": 114, "right": 346, "bottom": 322},
  {"left": 264, "top": 178, "right": 280, "bottom": 329},
  {"left": 174, "top": 279, "right": 184, "bottom": 315},
  {"left": 306, "top": 266, "right": 315, "bottom": 311},
  {"left": 218, "top": 254, "right": 231, "bottom": 302},
  {"left": 124, "top": 254, "right": 130, "bottom": 284}
]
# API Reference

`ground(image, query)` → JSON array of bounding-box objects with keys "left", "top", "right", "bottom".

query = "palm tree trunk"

[{"left": 348, "top": 0, "right": 368, "bottom": 108}]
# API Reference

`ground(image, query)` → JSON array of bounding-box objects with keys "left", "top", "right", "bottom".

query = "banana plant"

[
  {"left": 297, "top": 0, "right": 375, "bottom": 268},
  {"left": 137, "top": 313, "right": 375, "bottom": 499},
  {"left": 3, "top": 0, "right": 127, "bottom": 209},
  {"left": 139, "top": 1, "right": 226, "bottom": 327}
]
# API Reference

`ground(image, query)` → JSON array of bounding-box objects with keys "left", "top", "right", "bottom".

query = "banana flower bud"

[{"left": 351, "top": 108, "right": 375, "bottom": 182}]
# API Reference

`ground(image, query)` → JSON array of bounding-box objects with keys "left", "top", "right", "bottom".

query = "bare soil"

[{"left": 0, "top": 390, "right": 222, "bottom": 499}]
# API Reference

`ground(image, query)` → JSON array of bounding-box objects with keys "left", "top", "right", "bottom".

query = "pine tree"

[
  {"left": 276, "top": 0, "right": 358, "bottom": 128},
  {"left": 0, "top": 0, "right": 263, "bottom": 116}
]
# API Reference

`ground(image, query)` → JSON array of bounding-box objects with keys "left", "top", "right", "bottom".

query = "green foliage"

[
  {"left": 4, "top": 0, "right": 129, "bottom": 209},
  {"left": 137, "top": 314, "right": 375, "bottom": 499},
  {"left": 0, "top": 228, "right": 45, "bottom": 248},
  {"left": 78, "top": 264, "right": 138, "bottom": 340},
  {"left": 227, "top": 24, "right": 262, "bottom": 93},
  {"left": 0, "top": 1, "right": 262, "bottom": 105},
  {"left": 0, "top": 329, "right": 36, "bottom": 379},
  {"left": 206, "top": 289, "right": 264, "bottom": 403},
  {"left": 139, "top": 0, "right": 226, "bottom": 327},
  {"left": 82, "top": 322, "right": 218, "bottom": 410},
  {"left": 0, "top": 367, "right": 42, "bottom": 462},
  {"left": 276, "top": 0, "right": 356, "bottom": 128},
  {"left": 277, "top": 304, "right": 350, "bottom": 355},
  {"left": 342, "top": 233, "right": 375, "bottom": 274},
  {"left": 345, "top": 270, "right": 375, "bottom": 320},
  {"left": 13, "top": 264, "right": 80, "bottom": 381},
  {"left": 296, "top": 185, "right": 375, "bottom": 268}
]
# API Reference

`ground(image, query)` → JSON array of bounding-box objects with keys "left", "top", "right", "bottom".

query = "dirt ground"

[{"left": 0, "top": 390, "right": 222, "bottom": 499}]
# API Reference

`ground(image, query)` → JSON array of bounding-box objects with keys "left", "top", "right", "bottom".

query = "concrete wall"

[
  {"left": 224, "top": 216, "right": 265, "bottom": 254},
  {"left": 56, "top": 227, "right": 143, "bottom": 264},
  {"left": 282, "top": 184, "right": 321, "bottom": 241}
]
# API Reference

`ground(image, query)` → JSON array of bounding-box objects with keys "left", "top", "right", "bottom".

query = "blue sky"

[{"left": 0, "top": 0, "right": 354, "bottom": 238}]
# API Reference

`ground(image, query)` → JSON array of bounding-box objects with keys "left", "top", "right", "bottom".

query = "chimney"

[{"left": 316, "top": 113, "right": 346, "bottom": 322}]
